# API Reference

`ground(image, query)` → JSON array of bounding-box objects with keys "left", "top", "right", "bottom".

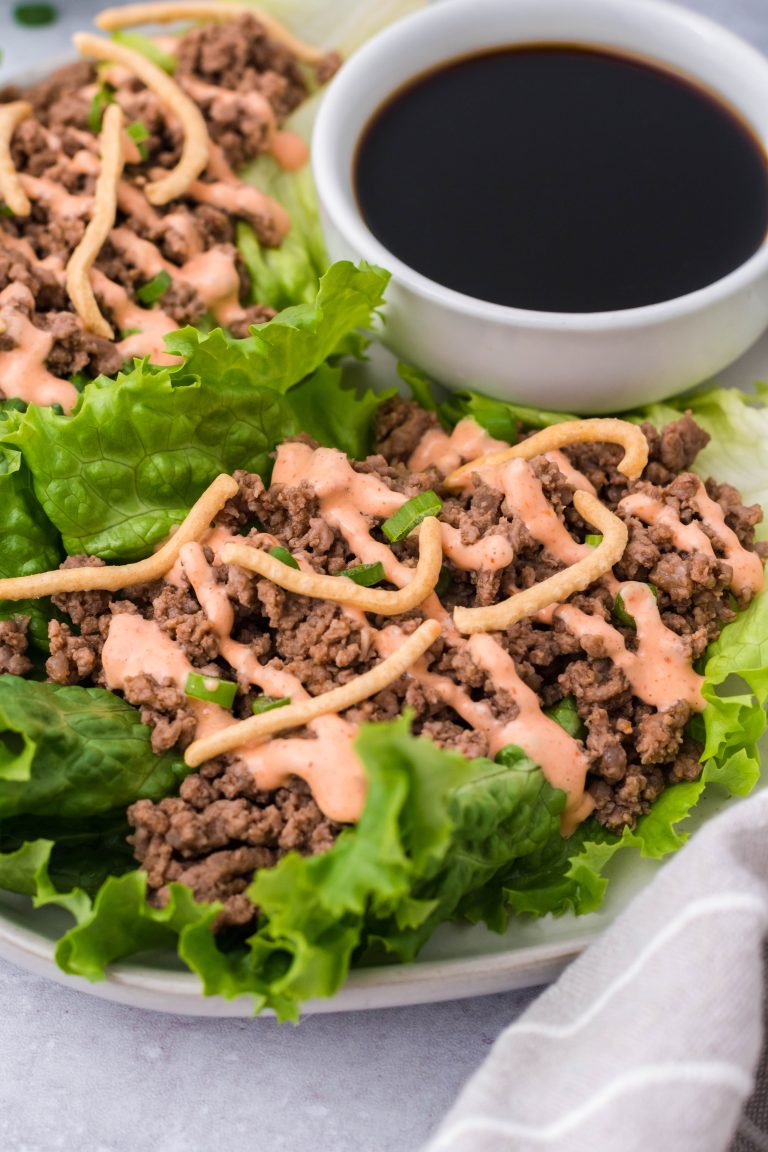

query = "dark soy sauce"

[{"left": 354, "top": 46, "right": 768, "bottom": 312}]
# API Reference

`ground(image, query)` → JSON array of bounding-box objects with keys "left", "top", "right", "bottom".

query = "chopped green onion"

[
  {"left": 584, "top": 534, "right": 603, "bottom": 548},
  {"left": 435, "top": 564, "right": 452, "bottom": 597},
  {"left": 87, "top": 84, "right": 115, "bottom": 134},
  {"left": 381, "top": 491, "right": 442, "bottom": 543},
  {"left": 268, "top": 545, "right": 299, "bottom": 570},
  {"left": 137, "top": 270, "right": 172, "bottom": 305},
  {"left": 112, "top": 30, "right": 177, "bottom": 73},
  {"left": 13, "top": 3, "right": 57, "bottom": 26},
  {"left": 614, "top": 584, "right": 658, "bottom": 629},
  {"left": 119, "top": 327, "right": 143, "bottom": 339},
  {"left": 0, "top": 204, "right": 15, "bottom": 218},
  {"left": 184, "top": 672, "right": 237, "bottom": 708},
  {"left": 252, "top": 695, "right": 291, "bottom": 716},
  {"left": 545, "top": 696, "right": 585, "bottom": 739},
  {"left": 341, "top": 561, "right": 385, "bottom": 587},
  {"left": 126, "top": 120, "right": 150, "bottom": 160}
]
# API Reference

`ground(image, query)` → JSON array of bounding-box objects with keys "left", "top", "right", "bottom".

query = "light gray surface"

[{"left": 1, "top": 1, "right": 767, "bottom": 1150}]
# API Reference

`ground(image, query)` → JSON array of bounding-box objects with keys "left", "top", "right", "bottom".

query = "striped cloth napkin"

[{"left": 421, "top": 787, "right": 768, "bottom": 1152}]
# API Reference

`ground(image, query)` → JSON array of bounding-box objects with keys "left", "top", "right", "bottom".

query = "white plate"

[
  {"left": 1, "top": 40, "right": 766, "bottom": 1012},
  {"left": 2, "top": 327, "right": 765, "bottom": 1015}
]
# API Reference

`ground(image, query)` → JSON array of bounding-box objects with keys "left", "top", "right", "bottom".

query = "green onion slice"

[
  {"left": 126, "top": 120, "right": 150, "bottom": 159},
  {"left": 614, "top": 584, "right": 658, "bottom": 629},
  {"left": 119, "top": 326, "right": 143, "bottom": 339},
  {"left": 382, "top": 491, "right": 442, "bottom": 543},
  {"left": 268, "top": 545, "right": 299, "bottom": 570},
  {"left": 0, "top": 204, "right": 15, "bottom": 218},
  {"left": 14, "top": 3, "right": 57, "bottom": 26},
  {"left": 137, "top": 269, "right": 172, "bottom": 305},
  {"left": 185, "top": 672, "right": 237, "bottom": 708},
  {"left": 87, "top": 84, "right": 115, "bottom": 134},
  {"left": 251, "top": 695, "right": 291, "bottom": 716},
  {"left": 341, "top": 561, "right": 385, "bottom": 587},
  {"left": 584, "top": 534, "right": 603, "bottom": 548},
  {"left": 544, "top": 696, "right": 585, "bottom": 739},
  {"left": 112, "top": 30, "right": 177, "bottom": 73},
  {"left": 435, "top": 564, "right": 452, "bottom": 597}
]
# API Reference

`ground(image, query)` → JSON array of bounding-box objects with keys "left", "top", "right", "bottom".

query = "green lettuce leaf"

[
  {"left": 237, "top": 163, "right": 327, "bottom": 312},
  {"left": 165, "top": 261, "right": 388, "bottom": 394},
  {"left": 6, "top": 263, "right": 388, "bottom": 561},
  {"left": 286, "top": 362, "right": 395, "bottom": 457},
  {"left": 0, "top": 676, "right": 184, "bottom": 819},
  {"left": 630, "top": 382, "right": 768, "bottom": 518},
  {"left": 16, "top": 718, "right": 565, "bottom": 1020},
  {"left": 9, "top": 359, "right": 295, "bottom": 561},
  {"left": 0, "top": 444, "right": 62, "bottom": 650}
]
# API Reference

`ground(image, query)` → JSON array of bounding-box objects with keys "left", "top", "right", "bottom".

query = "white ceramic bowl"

[{"left": 313, "top": 0, "right": 768, "bottom": 413}]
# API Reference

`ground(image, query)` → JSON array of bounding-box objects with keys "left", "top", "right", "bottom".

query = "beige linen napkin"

[{"left": 421, "top": 788, "right": 768, "bottom": 1152}]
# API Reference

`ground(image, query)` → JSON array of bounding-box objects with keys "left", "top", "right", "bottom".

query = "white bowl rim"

[{"left": 312, "top": 0, "right": 768, "bottom": 332}]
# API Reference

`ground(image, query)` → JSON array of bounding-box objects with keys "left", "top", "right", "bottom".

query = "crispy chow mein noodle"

[
  {"left": 183, "top": 618, "right": 442, "bottom": 767},
  {"left": 0, "top": 475, "right": 237, "bottom": 600},
  {"left": 0, "top": 101, "right": 33, "bottom": 217},
  {"left": 444, "top": 418, "right": 649, "bottom": 489},
  {"left": 221, "top": 516, "right": 443, "bottom": 615},
  {"left": 453, "top": 490, "right": 628, "bottom": 634},
  {"left": 94, "top": 1, "right": 329, "bottom": 65},
  {"left": 65, "top": 103, "right": 125, "bottom": 339},
  {"left": 73, "top": 31, "right": 210, "bottom": 205}
]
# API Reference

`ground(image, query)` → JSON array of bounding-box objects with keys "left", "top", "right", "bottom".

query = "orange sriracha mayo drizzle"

[
  {"left": 619, "top": 484, "right": 764, "bottom": 600},
  {"left": 0, "top": 53, "right": 309, "bottom": 398},
  {"left": 0, "top": 283, "right": 79, "bottom": 410},
  {"left": 99, "top": 424, "right": 736, "bottom": 831}
]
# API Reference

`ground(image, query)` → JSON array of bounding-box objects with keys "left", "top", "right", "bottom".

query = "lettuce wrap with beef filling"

[{"left": 0, "top": 290, "right": 766, "bottom": 1019}]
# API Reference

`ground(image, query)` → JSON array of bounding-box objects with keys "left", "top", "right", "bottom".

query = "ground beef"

[
  {"left": 28, "top": 404, "right": 765, "bottom": 902},
  {"left": 0, "top": 18, "right": 337, "bottom": 392},
  {"left": 0, "top": 617, "right": 32, "bottom": 677},
  {"left": 175, "top": 14, "right": 309, "bottom": 111},
  {"left": 374, "top": 395, "right": 441, "bottom": 464},
  {"left": 122, "top": 673, "right": 197, "bottom": 754},
  {"left": 128, "top": 774, "right": 339, "bottom": 930}
]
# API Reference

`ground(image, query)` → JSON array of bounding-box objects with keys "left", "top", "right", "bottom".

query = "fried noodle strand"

[
  {"left": 73, "top": 31, "right": 209, "bottom": 205},
  {"left": 220, "top": 516, "right": 443, "bottom": 615},
  {"left": 95, "top": 2, "right": 328, "bottom": 64},
  {"left": 184, "top": 618, "right": 442, "bottom": 767},
  {"left": 0, "top": 474, "right": 238, "bottom": 600},
  {"left": 65, "top": 102, "right": 125, "bottom": 339},
  {"left": 453, "top": 491, "right": 628, "bottom": 634},
  {"left": 0, "top": 101, "right": 33, "bottom": 217},
  {"left": 444, "top": 418, "right": 649, "bottom": 490}
]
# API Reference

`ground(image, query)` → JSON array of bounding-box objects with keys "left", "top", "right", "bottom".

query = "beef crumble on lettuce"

[
  {"left": 0, "top": 11, "right": 338, "bottom": 399},
  {"left": 0, "top": 318, "right": 766, "bottom": 1019}
]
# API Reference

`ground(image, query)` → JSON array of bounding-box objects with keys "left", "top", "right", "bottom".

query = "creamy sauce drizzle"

[
  {"left": 619, "top": 483, "right": 764, "bottom": 599},
  {"left": 557, "top": 582, "right": 705, "bottom": 711},
  {"left": 101, "top": 429, "right": 729, "bottom": 831},
  {"left": 0, "top": 284, "right": 78, "bottom": 410},
  {"left": 408, "top": 417, "right": 507, "bottom": 475}
]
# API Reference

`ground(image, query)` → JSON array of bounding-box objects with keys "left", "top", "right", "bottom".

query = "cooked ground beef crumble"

[
  {"left": 5, "top": 404, "right": 764, "bottom": 930},
  {"left": 0, "top": 14, "right": 339, "bottom": 389}
]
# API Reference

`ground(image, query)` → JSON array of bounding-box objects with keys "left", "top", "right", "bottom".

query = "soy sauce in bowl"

[{"left": 353, "top": 45, "right": 768, "bottom": 313}]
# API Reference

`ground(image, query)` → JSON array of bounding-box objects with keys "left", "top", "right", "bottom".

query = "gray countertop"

[{"left": 1, "top": 1, "right": 767, "bottom": 1149}]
